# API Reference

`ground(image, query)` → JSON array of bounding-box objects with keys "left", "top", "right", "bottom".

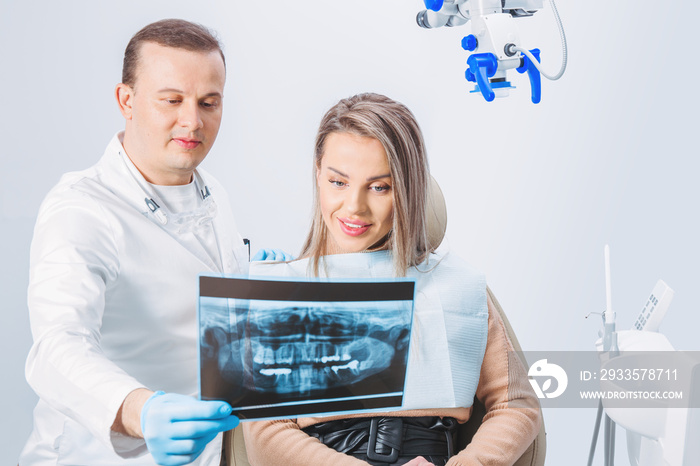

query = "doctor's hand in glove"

[
  {"left": 251, "top": 248, "right": 294, "bottom": 262},
  {"left": 141, "top": 391, "right": 239, "bottom": 466}
]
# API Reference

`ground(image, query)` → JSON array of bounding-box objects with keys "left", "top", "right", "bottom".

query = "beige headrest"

[{"left": 426, "top": 175, "right": 447, "bottom": 250}]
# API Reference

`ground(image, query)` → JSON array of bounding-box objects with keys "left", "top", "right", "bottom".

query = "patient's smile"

[{"left": 338, "top": 217, "right": 371, "bottom": 236}]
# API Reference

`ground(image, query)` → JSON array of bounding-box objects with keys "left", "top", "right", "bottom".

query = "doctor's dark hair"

[
  {"left": 300, "top": 93, "right": 432, "bottom": 277},
  {"left": 121, "top": 19, "right": 225, "bottom": 88}
]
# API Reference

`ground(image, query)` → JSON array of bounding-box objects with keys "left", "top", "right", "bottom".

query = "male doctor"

[{"left": 20, "top": 19, "right": 244, "bottom": 465}]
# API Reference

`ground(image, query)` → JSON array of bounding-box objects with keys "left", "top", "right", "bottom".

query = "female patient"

[{"left": 243, "top": 93, "right": 540, "bottom": 466}]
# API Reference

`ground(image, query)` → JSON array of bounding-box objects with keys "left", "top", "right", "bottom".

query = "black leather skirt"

[{"left": 302, "top": 416, "right": 459, "bottom": 466}]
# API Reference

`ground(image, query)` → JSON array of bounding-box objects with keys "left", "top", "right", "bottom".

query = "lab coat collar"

[{"left": 99, "top": 132, "right": 227, "bottom": 273}]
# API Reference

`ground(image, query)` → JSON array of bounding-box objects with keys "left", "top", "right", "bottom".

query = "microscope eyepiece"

[{"left": 416, "top": 11, "right": 433, "bottom": 29}]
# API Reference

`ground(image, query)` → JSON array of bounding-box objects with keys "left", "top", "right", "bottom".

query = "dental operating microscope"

[{"left": 416, "top": 0, "right": 567, "bottom": 103}]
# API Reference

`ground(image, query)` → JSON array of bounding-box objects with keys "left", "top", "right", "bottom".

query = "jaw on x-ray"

[{"left": 199, "top": 277, "right": 415, "bottom": 419}]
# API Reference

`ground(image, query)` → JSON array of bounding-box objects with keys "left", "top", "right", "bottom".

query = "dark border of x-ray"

[
  {"left": 200, "top": 275, "right": 416, "bottom": 302},
  {"left": 198, "top": 274, "right": 416, "bottom": 421}
]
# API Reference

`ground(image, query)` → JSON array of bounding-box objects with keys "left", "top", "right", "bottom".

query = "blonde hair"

[{"left": 300, "top": 93, "right": 433, "bottom": 276}]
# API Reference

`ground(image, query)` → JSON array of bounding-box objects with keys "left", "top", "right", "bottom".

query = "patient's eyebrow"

[
  {"left": 366, "top": 173, "right": 391, "bottom": 182},
  {"left": 328, "top": 167, "right": 391, "bottom": 182},
  {"left": 328, "top": 167, "right": 348, "bottom": 178}
]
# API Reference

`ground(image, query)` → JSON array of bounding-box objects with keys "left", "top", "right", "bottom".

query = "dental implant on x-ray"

[{"left": 416, "top": 0, "right": 567, "bottom": 103}]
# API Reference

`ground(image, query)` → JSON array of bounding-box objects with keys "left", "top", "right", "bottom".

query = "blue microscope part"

[
  {"left": 461, "top": 35, "right": 478, "bottom": 52},
  {"left": 424, "top": 0, "right": 444, "bottom": 12},
  {"left": 465, "top": 53, "right": 499, "bottom": 102},
  {"left": 516, "top": 48, "right": 542, "bottom": 104}
]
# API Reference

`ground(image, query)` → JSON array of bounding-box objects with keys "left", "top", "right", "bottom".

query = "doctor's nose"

[{"left": 177, "top": 100, "right": 204, "bottom": 131}]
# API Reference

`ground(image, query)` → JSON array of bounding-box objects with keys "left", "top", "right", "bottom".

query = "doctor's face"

[
  {"left": 317, "top": 132, "right": 394, "bottom": 254},
  {"left": 117, "top": 42, "right": 226, "bottom": 186}
]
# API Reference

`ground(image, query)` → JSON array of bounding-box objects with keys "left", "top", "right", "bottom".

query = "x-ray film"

[{"left": 198, "top": 275, "right": 415, "bottom": 420}]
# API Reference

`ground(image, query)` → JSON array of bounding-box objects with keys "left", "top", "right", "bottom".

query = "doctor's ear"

[{"left": 115, "top": 83, "right": 135, "bottom": 120}]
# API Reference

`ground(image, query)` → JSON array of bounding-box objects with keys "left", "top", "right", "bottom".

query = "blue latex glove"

[
  {"left": 251, "top": 248, "right": 294, "bottom": 262},
  {"left": 141, "top": 391, "right": 239, "bottom": 466}
]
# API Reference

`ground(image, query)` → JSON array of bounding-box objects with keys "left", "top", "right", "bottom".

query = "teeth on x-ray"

[
  {"left": 199, "top": 277, "right": 415, "bottom": 418},
  {"left": 244, "top": 305, "right": 403, "bottom": 394}
]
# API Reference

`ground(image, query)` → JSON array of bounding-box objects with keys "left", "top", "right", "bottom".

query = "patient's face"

[{"left": 317, "top": 132, "right": 393, "bottom": 254}]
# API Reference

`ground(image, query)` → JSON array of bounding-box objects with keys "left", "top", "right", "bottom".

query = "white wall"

[{"left": 1, "top": 1, "right": 698, "bottom": 464}]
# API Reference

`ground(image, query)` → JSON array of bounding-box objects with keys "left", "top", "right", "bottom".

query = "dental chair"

[
  {"left": 223, "top": 177, "right": 546, "bottom": 466},
  {"left": 459, "top": 286, "right": 547, "bottom": 466}
]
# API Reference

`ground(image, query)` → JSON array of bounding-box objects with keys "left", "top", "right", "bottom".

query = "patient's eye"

[
  {"left": 370, "top": 183, "right": 391, "bottom": 193},
  {"left": 329, "top": 179, "right": 346, "bottom": 188}
]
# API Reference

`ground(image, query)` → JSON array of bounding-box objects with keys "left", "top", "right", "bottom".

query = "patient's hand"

[
  {"left": 251, "top": 248, "right": 294, "bottom": 262},
  {"left": 404, "top": 457, "right": 435, "bottom": 466}
]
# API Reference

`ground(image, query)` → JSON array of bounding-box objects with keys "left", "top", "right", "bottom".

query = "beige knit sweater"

[{"left": 243, "top": 295, "right": 541, "bottom": 466}]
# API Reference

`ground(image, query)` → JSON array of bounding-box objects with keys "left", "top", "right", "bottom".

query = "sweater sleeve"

[
  {"left": 242, "top": 419, "right": 370, "bottom": 466},
  {"left": 447, "top": 295, "right": 541, "bottom": 466}
]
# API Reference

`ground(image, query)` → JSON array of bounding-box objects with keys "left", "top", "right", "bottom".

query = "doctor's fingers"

[
  {"left": 165, "top": 416, "right": 240, "bottom": 440},
  {"left": 155, "top": 398, "right": 235, "bottom": 422},
  {"left": 251, "top": 248, "right": 294, "bottom": 262},
  {"left": 271, "top": 248, "right": 294, "bottom": 261},
  {"left": 151, "top": 448, "right": 205, "bottom": 466},
  {"left": 146, "top": 420, "right": 236, "bottom": 466},
  {"left": 152, "top": 450, "right": 204, "bottom": 466},
  {"left": 251, "top": 248, "right": 269, "bottom": 261},
  {"left": 155, "top": 436, "right": 210, "bottom": 457}
]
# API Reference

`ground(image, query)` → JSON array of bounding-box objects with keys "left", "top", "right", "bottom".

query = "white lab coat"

[{"left": 20, "top": 133, "right": 248, "bottom": 465}]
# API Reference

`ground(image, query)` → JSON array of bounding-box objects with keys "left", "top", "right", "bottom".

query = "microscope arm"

[{"left": 417, "top": 0, "right": 564, "bottom": 103}]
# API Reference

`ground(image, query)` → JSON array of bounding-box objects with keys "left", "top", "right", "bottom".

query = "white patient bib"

[{"left": 249, "top": 250, "right": 488, "bottom": 410}]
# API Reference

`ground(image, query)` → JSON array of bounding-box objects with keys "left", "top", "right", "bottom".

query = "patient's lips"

[
  {"left": 338, "top": 217, "right": 371, "bottom": 237},
  {"left": 242, "top": 306, "right": 402, "bottom": 394}
]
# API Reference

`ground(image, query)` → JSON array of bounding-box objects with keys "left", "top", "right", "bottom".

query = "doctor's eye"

[{"left": 200, "top": 100, "right": 220, "bottom": 109}]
